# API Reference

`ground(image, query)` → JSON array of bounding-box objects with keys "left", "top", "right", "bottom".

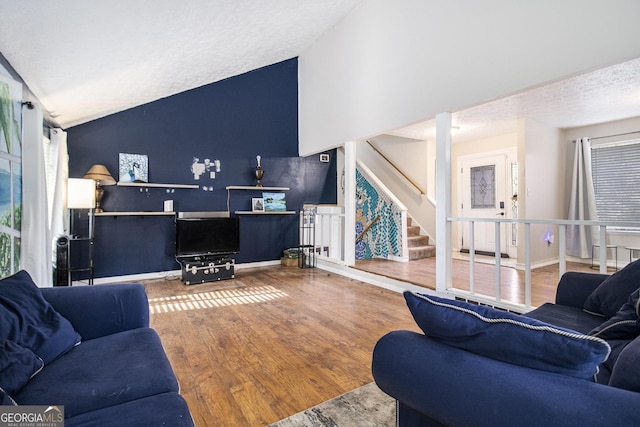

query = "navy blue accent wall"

[{"left": 66, "top": 58, "right": 337, "bottom": 278}]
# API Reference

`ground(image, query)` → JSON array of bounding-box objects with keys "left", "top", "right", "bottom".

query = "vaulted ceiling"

[
  {"left": 1, "top": 1, "right": 639, "bottom": 141},
  {"left": 0, "top": 0, "right": 363, "bottom": 128}
]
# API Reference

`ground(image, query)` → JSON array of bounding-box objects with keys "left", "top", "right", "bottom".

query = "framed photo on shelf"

[
  {"left": 262, "top": 192, "right": 286, "bottom": 212},
  {"left": 119, "top": 153, "right": 149, "bottom": 183},
  {"left": 252, "top": 197, "right": 264, "bottom": 212}
]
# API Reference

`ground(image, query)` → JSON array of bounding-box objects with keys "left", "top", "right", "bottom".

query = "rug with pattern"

[{"left": 267, "top": 382, "right": 395, "bottom": 427}]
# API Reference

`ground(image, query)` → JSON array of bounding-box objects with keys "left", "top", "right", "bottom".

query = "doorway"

[{"left": 458, "top": 149, "right": 517, "bottom": 258}]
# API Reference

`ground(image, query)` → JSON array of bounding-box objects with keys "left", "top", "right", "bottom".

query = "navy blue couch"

[
  {"left": 1, "top": 272, "right": 193, "bottom": 426},
  {"left": 372, "top": 271, "right": 640, "bottom": 427}
]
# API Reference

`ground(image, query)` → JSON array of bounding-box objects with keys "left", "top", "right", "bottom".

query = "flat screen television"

[{"left": 175, "top": 217, "right": 240, "bottom": 258}]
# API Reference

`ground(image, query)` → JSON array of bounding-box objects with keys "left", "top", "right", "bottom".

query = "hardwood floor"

[
  {"left": 145, "top": 258, "right": 602, "bottom": 425},
  {"left": 144, "top": 266, "right": 420, "bottom": 426}
]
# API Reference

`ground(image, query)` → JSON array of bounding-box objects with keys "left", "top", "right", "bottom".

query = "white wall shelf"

[
  {"left": 95, "top": 211, "right": 176, "bottom": 217},
  {"left": 117, "top": 182, "right": 199, "bottom": 189},
  {"left": 226, "top": 185, "right": 290, "bottom": 191},
  {"left": 234, "top": 211, "right": 296, "bottom": 215},
  {"left": 226, "top": 185, "right": 291, "bottom": 213}
]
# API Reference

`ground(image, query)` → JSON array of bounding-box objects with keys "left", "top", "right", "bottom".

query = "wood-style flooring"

[
  {"left": 145, "top": 266, "right": 419, "bottom": 427},
  {"left": 353, "top": 256, "right": 597, "bottom": 307},
  {"left": 145, "top": 257, "right": 601, "bottom": 426}
]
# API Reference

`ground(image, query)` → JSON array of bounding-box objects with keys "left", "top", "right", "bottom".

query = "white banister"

[{"left": 449, "top": 217, "right": 640, "bottom": 310}]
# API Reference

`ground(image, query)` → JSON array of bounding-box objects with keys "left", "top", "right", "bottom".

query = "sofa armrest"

[
  {"left": 555, "top": 271, "right": 608, "bottom": 308},
  {"left": 372, "top": 331, "right": 640, "bottom": 427},
  {"left": 41, "top": 284, "right": 149, "bottom": 341}
]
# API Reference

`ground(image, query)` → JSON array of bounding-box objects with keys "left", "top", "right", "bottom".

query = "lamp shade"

[
  {"left": 67, "top": 178, "right": 96, "bottom": 209},
  {"left": 83, "top": 164, "right": 116, "bottom": 185}
]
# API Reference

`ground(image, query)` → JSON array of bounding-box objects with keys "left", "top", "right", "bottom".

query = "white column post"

[
  {"left": 435, "top": 112, "right": 452, "bottom": 293},
  {"left": 343, "top": 140, "right": 357, "bottom": 266}
]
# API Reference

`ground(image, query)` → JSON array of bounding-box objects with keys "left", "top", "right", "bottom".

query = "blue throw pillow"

[
  {"left": 0, "top": 339, "right": 44, "bottom": 395},
  {"left": 405, "top": 292, "right": 611, "bottom": 380},
  {"left": 0, "top": 270, "right": 81, "bottom": 364},
  {"left": 584, "top": 259, "right": 640, "bottom": 319}
]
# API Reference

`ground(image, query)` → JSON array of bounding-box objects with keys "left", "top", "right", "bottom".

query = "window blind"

[{"left": 591, "top": 139, "right": 640, "bottom": 224}]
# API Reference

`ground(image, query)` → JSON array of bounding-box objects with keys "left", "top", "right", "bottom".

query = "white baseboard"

[{"left": 84, "top": 259, "right": 282, "bottom": 285}]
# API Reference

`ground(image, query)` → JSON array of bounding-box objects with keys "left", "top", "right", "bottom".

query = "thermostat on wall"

[{"left": 319, "top": 153, "right": 330, "bottom": 163}]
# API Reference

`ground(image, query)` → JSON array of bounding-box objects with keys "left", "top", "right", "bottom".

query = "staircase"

[{"left": 407, "top": 217, "right": 435, "bottom": 261}]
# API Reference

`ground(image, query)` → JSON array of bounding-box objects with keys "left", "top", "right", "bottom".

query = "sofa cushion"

[
  {"left": 589, "top": 289, "right": 640, "bottom": 340},
  {"left": 526, "top": 303, "right": 604, "bottom": 334},
  {"left": 0, "top": 339, "right": 43, "bottom": 395},
  {"left": 583, "top": 259, "right": 640, "bottom": 319},
  {"left": 0, "top": 270, "right": 81, "bottom": 364},
  {"left": 13, "top": 327, "right": 179, "bottom": 418},
  {"left": 0, "top": 386, "right": 17, "bottom": 405},
  {"left": 609, "top": 336, "right": 640, "bottom": 392},
  {"left": 65, "top": 393, "right": 194, "bottom": 427},
  {"left": 404, "top": 292, "right": 611, "bottom": 380}
]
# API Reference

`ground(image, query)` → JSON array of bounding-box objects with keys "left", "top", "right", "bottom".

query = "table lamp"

[{"left": 83, "top": 165, "right": 116, "bottom": 213}]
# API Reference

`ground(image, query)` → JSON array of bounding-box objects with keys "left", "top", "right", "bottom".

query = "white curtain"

[
  {"left": 20, "top": 104, "right": 51, "bottom": 286},
  {"left": 45, "top": 129, "right": 69, "bottom": 249},
  {"left": 566, "top": 137, "right": 598, "bottom": 258}
]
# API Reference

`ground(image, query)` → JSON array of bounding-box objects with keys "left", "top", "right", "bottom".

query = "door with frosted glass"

[{"left": 460, "top": 154, "right": 510, "bottom": 256}]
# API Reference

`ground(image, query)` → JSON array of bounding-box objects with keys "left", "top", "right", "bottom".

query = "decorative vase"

[{"left": 255, "top": 166, "right": 264, "bottom": 187}]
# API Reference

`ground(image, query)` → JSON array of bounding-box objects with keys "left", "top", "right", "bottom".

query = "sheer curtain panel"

[
  {"left": 566, "top": 137, "right": 598, "bottom": 258},
  {"left": 20, "top": 104, "right": 51, "bottom": 286}
]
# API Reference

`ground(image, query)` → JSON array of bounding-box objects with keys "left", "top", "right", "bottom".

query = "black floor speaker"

[{"left": 54, "top": 235, "right": 70, "bottom": 286}]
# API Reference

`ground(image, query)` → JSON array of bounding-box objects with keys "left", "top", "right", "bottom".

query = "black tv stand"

[{"left": 177, "top": 255, "right": 235, "bottom": 285}]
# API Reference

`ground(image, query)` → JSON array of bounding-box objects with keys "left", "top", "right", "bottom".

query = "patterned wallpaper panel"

[{"left": 355, "top": 168, "right": 403, "bottom": 260}]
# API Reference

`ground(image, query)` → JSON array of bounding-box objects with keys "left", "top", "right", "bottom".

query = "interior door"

[{"left": 459, "top": 154, "right": 509, "bottom": 256}]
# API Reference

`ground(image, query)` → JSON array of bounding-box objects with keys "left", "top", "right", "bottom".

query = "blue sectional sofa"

[
  {"left": 373, "top": 265, "right": 640, "bottom": 427},
  {"left": 0, "top": 271, "right": 194, "bottom": 427}
]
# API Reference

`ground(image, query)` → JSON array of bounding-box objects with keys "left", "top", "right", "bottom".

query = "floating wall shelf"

[
  {"left": 234, "top": 211, "right": 296, "bottom": 215},
  {"left": 95, "top": 211, "right": 176, "bottom": 217},
  {"left": 225, "top": 185, "right": 290, "bottom": 191},
  {"left": 117, "top": 182, "right": 199, "bottom": 189}
]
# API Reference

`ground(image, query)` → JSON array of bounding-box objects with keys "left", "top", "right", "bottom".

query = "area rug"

[{"left": 267, "top": 382, "right": 396, "bottom": 427}]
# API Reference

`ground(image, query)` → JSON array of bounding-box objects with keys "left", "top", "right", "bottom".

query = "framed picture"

[
  {"left": 262, "top": 192, "right": 287, "bottom": 212},
  {"left": 119, "top": 153, "right": 149, "bottom": 183},
  {"left": 252, "top": 197, "right": 264, "bottom": 212}
]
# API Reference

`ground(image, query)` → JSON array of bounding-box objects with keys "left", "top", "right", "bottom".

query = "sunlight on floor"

[{"left": 148, "top": 285, "right": 288, "bottom": 313}]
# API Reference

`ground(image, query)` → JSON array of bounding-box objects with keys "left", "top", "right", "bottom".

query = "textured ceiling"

[
  {"left": 1, "top": 1, "right": 638, "bottom": 138},
  {"left": 388, "top": 57, "right": 640, "bottom": 143},
  {"left": 0, "top": 0, "right": 363, "bottom": 128}
]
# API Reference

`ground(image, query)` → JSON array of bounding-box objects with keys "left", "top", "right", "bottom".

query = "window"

[
  {"left": 591, "top": 139, "right": 640, "bottom": 227},
  {"left": 470, "top": 165, "right": 495, "bottom": 209},
  {"left": 0, "top": 73, "right": 23, "bottom": 276}
]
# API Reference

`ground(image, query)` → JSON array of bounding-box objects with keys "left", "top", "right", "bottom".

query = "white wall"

[
  {"left": 518, "top": 119, "right": 563, "bottom": 266},
  {"left": 367, "top": 134, "right": 429, "bottom": 193},
  {"left": 298, "top": 0, "right": 640, "bottom": 156}
]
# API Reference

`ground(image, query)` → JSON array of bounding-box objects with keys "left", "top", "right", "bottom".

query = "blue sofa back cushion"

[
  {"left": 405, "top": 292, "right": 611, "bottom": 380},
  {"left": 0, "top": 270, "right": 81, "bottom": 364},
  {"left": 0, "top": 339, "right": 43, "bottom": 395},
  {"left": 584, "top": 258, "right": 640, "bottom": 319},
  {"left": 589, "top": 289, "right": 640, "bottom": 340}
]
